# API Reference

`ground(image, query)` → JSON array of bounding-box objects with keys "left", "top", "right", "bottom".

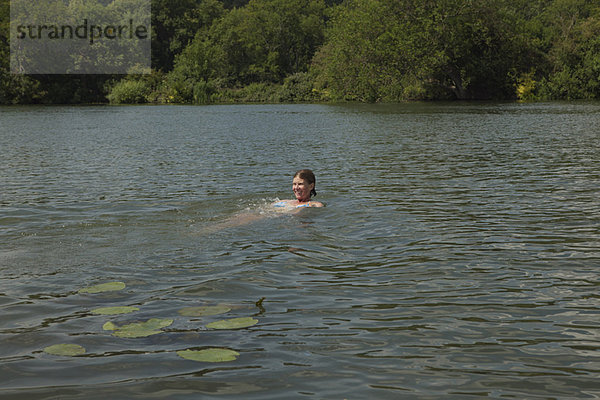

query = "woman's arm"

[{"left": 196, "top": 212, "right": 267, "bottom": 235}]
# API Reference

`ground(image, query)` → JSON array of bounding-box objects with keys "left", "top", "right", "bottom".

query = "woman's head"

[{"left": 293, "top": 169, "right": 317, "bottom": 201}]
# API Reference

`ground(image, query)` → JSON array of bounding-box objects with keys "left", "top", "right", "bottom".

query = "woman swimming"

[
  {"left": 273, "top": 169, "right": 324, "bottom": 209},
  {"left": 197, "top": 169, "right": 322, "bottom": 234}
]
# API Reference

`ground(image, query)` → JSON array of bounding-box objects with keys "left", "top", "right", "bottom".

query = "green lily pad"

[
  {"left": 79, "top": 281, "right": 126, "bottom": 294},
  {"left": 177, "top": 348, "right": 240, "bottom": 362},
  {"left": 43, "top": 343, "right": 86, "bottom": 356},
  {"left": 111, "top": 318, "right": 173, "bottom": 338},
  {"left": 114, "top": 329, "right": 163, "bottom": 338},
  {"left": 92, "top": 306, "right": 139, "bottom": 315},
  {"left": 103, "top": 321, "right": 118, "bottom": 331},
  {"left": 178, "top": 305, "right": 231, "bottom": 317},
  {"left": 206, "top": 317, "right": 258, "bottom": 330}
]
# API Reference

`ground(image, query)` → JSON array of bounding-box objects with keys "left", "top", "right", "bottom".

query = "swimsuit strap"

[{"left": 274, "top": 201, "right": 311, "bottom": 208}]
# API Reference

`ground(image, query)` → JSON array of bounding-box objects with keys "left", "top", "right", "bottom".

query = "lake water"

[{"left": 1, "top": 102, "right": 599, "bottom": 399}]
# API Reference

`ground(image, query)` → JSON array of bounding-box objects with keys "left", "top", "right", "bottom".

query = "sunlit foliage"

[{"left": 3, "top": 0, "right": 600, "bottom": 103}]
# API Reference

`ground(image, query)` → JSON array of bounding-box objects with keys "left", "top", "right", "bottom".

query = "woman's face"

[{"left": 293, "top": 176, "right": 313, "bottom": 202}]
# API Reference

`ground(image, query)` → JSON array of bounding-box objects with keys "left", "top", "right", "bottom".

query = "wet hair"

[{"left": 294, "top": 169, "right": 317, "bottom": 197}]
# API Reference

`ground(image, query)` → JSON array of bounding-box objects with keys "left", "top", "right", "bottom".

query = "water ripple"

[{"left": 1, "top": 103, "right": 600, "bottom": 399}]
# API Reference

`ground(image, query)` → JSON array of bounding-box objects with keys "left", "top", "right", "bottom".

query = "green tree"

[
  {"left": 536, "top": 0, "right": 600, "bottom": 99},
  {"left": 312, "top": 0, "right": 405, "bottom": 101},
  {"left": 219, "top": 0, "right": 249, "bottom": 8},
  {"left": 314, "top": 0, "right": 530, "bottom": 101},
  {"left": 0, "top": 0, "right": 45, "bottom": 103},
  {"left": 165, "top": 0, "right": 327, "bottom": 102},
  {"left": 209, "top": 0, "right": 327, "bottom": 84},
  {"left": 151, "top": 0, "right": 224, "bottom": 71},
  {"left": 415, "top": 0, "right": 527, "bottom": 99},
  {"left": 162, "top": 34, "right": 226, "bottom": 102}
]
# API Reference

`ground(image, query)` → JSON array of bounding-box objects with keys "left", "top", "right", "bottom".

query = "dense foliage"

[{"left": 1, "top": 0, "right": 600, "bottom": 104}]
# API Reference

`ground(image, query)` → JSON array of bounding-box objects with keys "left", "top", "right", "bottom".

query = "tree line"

[{"left": 1, "top": 0, "right": 600, "bottom": 104}]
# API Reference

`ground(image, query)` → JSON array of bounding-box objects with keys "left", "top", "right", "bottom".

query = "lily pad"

[
  {"left": 206, "top": 317, "right": 258, "bottom": 330},
  {"left": 92, "top": 306, "right": 139, "bottom": 315},
  {"left": 178, "top": 305, "right": 231, "bottom": 317},
  {"left": 177, "top": 348, "right": 240, "bottom": 362},
  {"left": 79, "top": 281, "right": 126, "bottom": 294},
  {"left": 111, "top": 318, "right": 173, "bottom": 338},
  {"left": 103, "top": 321, "right": 118, "bottom": 331},
  {"left": 44, "top": 343, "right": 86, "bottom": 356}
]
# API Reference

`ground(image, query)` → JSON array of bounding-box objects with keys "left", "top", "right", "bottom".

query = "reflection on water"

[{"left": 1, "top": 103, "right": 599, "bottom": 399}]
